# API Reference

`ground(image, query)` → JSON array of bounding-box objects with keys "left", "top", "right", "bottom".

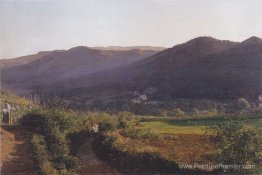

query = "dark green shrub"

[
  {"left": 63, "top": 155, "right": 79, "bottom": 172},
  {"left": 93, "top": 135, "right": 179, "bottom": 174},
  {"left": 87, "top": 112, "right": 117, "bottom": 132},
  {"left": 24, "top": 108, "right": 79, "bottom": 174},
  {"left": 31, "top": 134, "right": 58, "bottom": 175},
  {"left": 44, "top": 108, "right": 76, "bottom": 134},
  {"left": 31, "top": 134, "right": 48, "bottom": 165},
  {"left": 117, "top": 111, "right": 136, "bottom": 129},
  {"left": 210, "top": 117, "right": 262, "bottom": 173},
  {"left": 20, "top": 109, "right": 46, "bottom": 133},
  {"left": 45, "top": 128, "right": 70, "bottom": 156},
  {"left": 53, "top": 155, "right": 79, "bottom": 173},
  {"left": 99, "top": 122, "right": 117, "bottom": 132}
]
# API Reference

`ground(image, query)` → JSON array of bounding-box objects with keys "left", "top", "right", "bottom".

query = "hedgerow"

[
  {"left": 23, "top": 108, "right": 79, "bottom": 175},
  {"left": 31, "top": 134, "right": 58, "bottom": 175},
  {"left": 93, "top": 134, "right": 179, "bottom": 174}
]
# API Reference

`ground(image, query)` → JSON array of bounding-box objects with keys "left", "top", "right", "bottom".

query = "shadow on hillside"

[{"left": 1, "top": 124, "right": 37, "bottom": 175}]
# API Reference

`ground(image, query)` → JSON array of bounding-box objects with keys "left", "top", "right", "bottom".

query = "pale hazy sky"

[{"left": 1, "top": 0, "right": 262, "bottom": 59}]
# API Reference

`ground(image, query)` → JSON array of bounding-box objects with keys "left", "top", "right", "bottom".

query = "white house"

[
  {"left": 131, "top": 94, "right": 148, "bottom": 104},
  {"left": 138, "top": 94, "right": 148, "bottom": 101}
]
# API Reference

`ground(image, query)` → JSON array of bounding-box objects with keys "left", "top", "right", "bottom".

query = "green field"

[
  {"left": 141, "top": 121, "right": 206, "bottom": 135},
  {"left": 140, "top": 116, "right": 262, "bottom": 135}
]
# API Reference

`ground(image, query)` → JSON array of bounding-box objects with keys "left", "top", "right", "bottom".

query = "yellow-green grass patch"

[{"left": 140, "top": 121, "right": 208, "bottom": 135}]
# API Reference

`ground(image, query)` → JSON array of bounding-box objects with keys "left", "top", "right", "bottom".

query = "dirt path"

[
  {"left": 0, "top": 124, "right": 36, "bottom": 175},
  {"left": 77, "top": 138, "right": 120, "bottom": 175}
]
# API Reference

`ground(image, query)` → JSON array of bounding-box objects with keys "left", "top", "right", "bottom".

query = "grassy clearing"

[
  {"left": 106, "top": 130, "right": 214, "bottom": 165},
  {"left": 140, "top": 121, "right": 206, "bottom": 135},
  {"left": 140, "top": 115, "right": 262, "bottom": 135}
]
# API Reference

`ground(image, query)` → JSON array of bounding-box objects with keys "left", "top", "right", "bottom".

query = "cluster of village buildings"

[
  {"left": 131, "top": 91, "right": 159, "bottom": 105},
  {"left": 130, "top": 91, "right": 262, "bottom": 108},
  {"left": 1, "top": 94, "right": 262, "bottom": 124}
]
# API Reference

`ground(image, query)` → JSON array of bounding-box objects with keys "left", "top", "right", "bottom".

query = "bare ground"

[{"left": 0, "top": 124, "right": 37, "bottom": 175}]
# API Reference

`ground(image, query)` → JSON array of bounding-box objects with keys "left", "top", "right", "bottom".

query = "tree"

[
  {"left": 117, "top": 111, "right": 136, "bottom": 129},
  {"left": 236, "top": 98, "right": 251, "bottom": 113},
  {"left": 159, "top": 110, "right": 168, "bottom": 117},
  {"left": 173, "top": 108, "right": 185, "bottom": 116},
  {"left": 210, "top": 118, "right": 262, "bottom": 173}
]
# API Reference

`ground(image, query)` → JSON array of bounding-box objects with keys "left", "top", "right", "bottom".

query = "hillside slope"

[
  {"left": 49, "top": 37, "right": 261, "bottom": 103},
  {"left": 1, "top": 37, "right": 261, "bottom": 105},
  {"left": 1, "top": 47, "right": 160, "bottom": 94}
]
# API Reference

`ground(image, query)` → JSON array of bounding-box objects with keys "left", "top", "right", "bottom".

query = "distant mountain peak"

[
  {"left": 68, "top": 46, "right": 91, "bottom": 51},
  {"left": 242, "top": 36, "right": 262, "bottom": 44},
  {"left": 186, "top": 36, "right": 219, "bottom": 44},
  {"left": 167, "top": 36, "right": 237, "bottom": 59},
  {"left": 186, "top": 36, "right": 236, "bottom": 45}
]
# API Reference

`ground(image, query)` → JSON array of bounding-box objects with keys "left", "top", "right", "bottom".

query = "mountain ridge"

[
  {"left": 49, "top": 36, "right": 261, "bottom": 103},
  {"left": 1, "top": 36, "right": 261, "bottom": 105},
  {"left": 0, "top": 46, "right": 161, "bottom": 94}
]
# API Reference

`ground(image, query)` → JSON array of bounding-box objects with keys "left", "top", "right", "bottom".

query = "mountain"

[
  {"left": 0, "top": 51, "right": 56, "bottom": 69},
  {"left": 45, "top": 36, "right": 261, "bottom": 103},
  {"left": 126, "top": 36, "right": 262, "bottom": 99},
  {"left": 0, "top": 46, "right": 160, "bottom": 94},
  {"left": 1, "top": 36, "right": 261, "bottom": 106}
]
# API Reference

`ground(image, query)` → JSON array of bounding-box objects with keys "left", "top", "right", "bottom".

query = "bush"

[
  {"left": 31, "top": 134, "right": 58, "bottom": 175},
  {"left": 20, "top": 109, "right": 46, "bottom": 133},
  {"left": 88, "top": 112, "right": 118, "bottom": 132},
  {"left": 45, "top": 127, "right": 70, "bottom": 158},
  {"left": 20, "top": 108, "right": 76, "bottom": 134},
  {"left": 173, "top": 108, "right": 185, "bottom": 116},
  {"left": 53, "top": 155, "right": 79, "bottom": 173},
  {"left": 159, "top": 110, "right": 168, "bottom": 117},
  {"left": 44, "top": 108, "right": 76, "bottom": 134},
  {"left": 93, "top": 135, "right": 179, "bottom": 173},
  {"left": 117, "top": 111, "right": 136, "bottom": 129},
  {"left": 210, "top": 117, "right": 262, "bottom": 173},
  {"left": 25, "top": 108, "right": 79, "bottom": 174}
]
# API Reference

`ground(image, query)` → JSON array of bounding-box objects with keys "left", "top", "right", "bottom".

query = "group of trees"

[
  {"left": 86, "top": 111, "right": 136, "bottom": 132},
  {"left": 86, "top": 97, "right": 256, "bottom": 117}
]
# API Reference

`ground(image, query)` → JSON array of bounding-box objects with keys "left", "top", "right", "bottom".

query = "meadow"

[
  {"left": 100, "top": 114, "right": 262, "bottom": 173},
  {"left": 140, "top": 115, "right": 262, "bottom": 135}
]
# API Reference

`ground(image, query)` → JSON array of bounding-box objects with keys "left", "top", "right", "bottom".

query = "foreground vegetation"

[
  {"left": 21, "top": 108, "right": 79, "bottom": 175},
  {"left": 15, "top": 108, "right": 262, "bottom": 174},
  {"left": 2, "top": 90, "right": 261, "bottom": 174}
]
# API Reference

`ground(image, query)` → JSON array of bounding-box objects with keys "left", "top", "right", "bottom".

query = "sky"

[{"left": 0, "top": 0, "right": 262, "bottom": 59}]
